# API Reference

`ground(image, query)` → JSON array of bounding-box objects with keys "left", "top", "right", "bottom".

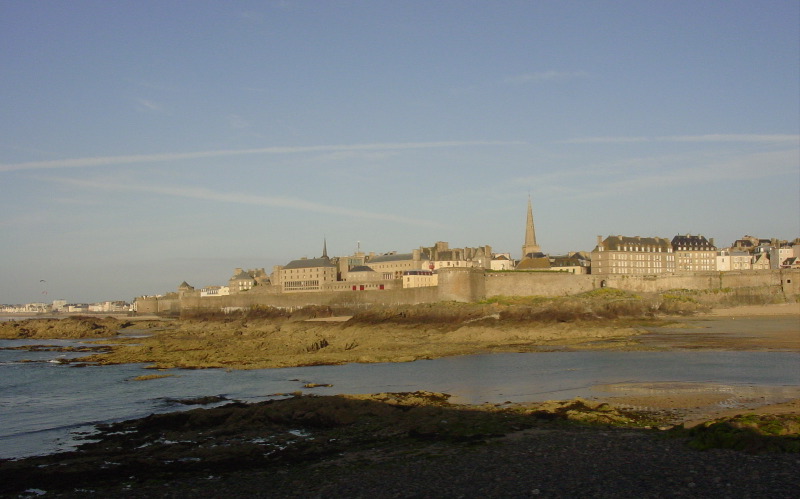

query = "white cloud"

[
  {"left": 562, "top": 134, "right": 800, "bottom": 144},
  {"left": 136, "top": 98, "right": 163, "bottom": 112},
  {"left": 0, "top": 140, "right": 523, "bottom": 173},
  {"left": 41, "top": 176, "right": 442, "bottom": 227}
]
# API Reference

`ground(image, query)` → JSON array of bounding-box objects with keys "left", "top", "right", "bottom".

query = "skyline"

[{"left": 2, "top": 1, "right": 798, "bottom": 303}]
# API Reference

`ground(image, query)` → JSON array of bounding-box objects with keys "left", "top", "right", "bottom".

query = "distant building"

[
  {"left": 200, "top": 286, "right": 230, "bottom": 297},
  {"left": 364, "top": 251, "right": 431, "bottom": 279},
  {"left": 177, "top": 281, "right": 195, "bottom": 297},
  {"left": 520, "top": 196, "right": 541, "bottom": 258},
  {"left": 752, "top": 252, "right": 770, "bottom": 270},
  {"left": 516, "top": 197, "right": 546, "bottom": 269},
  {"left": 490, "top": 253, "right": 515, "bottom": 271},
  {"left": 549, "top": 252, "right": 591, "bottom": 274},
  {"left": 591, "top": 235, "right": 675, "bottom": 275},
  {"left": 402, "top": 270, "right": 438, "bottom": 288},
  {"left": 671, "top": 234, "right": 717, "bottom": 272},
  {"left": 272, "top": 241, "right": 338, "bottom": 293},
  {"left": 228, "top": 268, "right": 268, "bottom": 293},
  {"left": 422, "top": 241, "right": 492, "bottom": 270},
  {"left": 344, "top": 265, "right": 382, "bottom": 282},
  {"left": 716, "top": 250, "right": 752, "bottom": 271}
]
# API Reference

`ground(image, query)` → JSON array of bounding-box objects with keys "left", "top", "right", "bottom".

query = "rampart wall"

[
  {"left": 136, "top": 268, "right": 799, "bottom": 314},
  {"left": 175, "top": 285, "right": 439, "bottom": 314}
]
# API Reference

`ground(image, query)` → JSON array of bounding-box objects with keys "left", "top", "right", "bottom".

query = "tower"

[
  {"left": 521, "top": 196, "right": 541, "bottom": 258},
  {"left": 322, "top": 237, "right": 329, "bottom": 259}
]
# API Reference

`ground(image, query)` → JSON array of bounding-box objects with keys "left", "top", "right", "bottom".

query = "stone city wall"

[
  {"left": 136, "top": 268, "right": 799, "bottom": 314},
  {"left": 175, "top": 284, "right": 440, "bottom": 314},
  {"left": 483, "top": 271, "right": 595, "bottom": 298}
]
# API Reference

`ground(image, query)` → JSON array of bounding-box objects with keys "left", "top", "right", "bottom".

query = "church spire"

[
  {"left": 322, "top": 237, "right": 329, "bottom": 259},
  {"left": 521, "top": 196, "right": 541, "bottom": 258}
]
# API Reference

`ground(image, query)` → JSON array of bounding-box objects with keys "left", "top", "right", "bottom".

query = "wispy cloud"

[
  {"left": 561, "top": 134, "right": 800, "bottom": 144},
  {"left": 1, "top": 141, "right": 522, "bottom": 173},
  {"left": 542, "top": 148, "right": 799, "bottom": 200},
  {"left": 136, "top": 98, "right": 163, "bottom": 112},
  {"left": 42, "top": 176, "right": 442, "bottom": 227},
  {"left": 504, "top": 70, "right": 588, "bottom": 85}
]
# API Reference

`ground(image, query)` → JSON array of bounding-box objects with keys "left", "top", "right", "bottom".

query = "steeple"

[
  {"left": 521, "top": 196, "right": 541, "bottom": 258},
  {"left": 322, "top": 237, "right": 329, "bottom": 259}
]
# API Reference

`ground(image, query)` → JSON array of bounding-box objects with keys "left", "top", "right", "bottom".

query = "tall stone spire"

[
  {"left": 521, "top": 196, "right": 541, "bottom": 258},
  {"left": 322, "top": 237, "right": 329, "bottom": 259}
]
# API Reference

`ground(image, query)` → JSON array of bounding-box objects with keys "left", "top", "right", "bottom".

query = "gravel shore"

[{"left": 32, "top": 425, "right": 800, "bottom": 498}]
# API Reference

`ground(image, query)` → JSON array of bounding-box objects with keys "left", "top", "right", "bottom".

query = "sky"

[{"left": 1, "top": 1, "right": 798, "bottom": 304}]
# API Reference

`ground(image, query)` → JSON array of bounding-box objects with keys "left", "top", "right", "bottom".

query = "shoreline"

[{"left": 1, "top": 303, "right": 798, "bottom": 496}]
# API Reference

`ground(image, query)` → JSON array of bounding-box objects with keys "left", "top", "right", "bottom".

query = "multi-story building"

[
  {"left": 422, "top": 241, "right": 492, "bottom": 270},
  {"left": 200, "top": 286, "right": 230, "bottom": 297},
  {"left": 363, "top": 250, "right": 432, "bottom": 279},
  {"left": 591, "top": 235, "right": 675, "bottom": 275},
  {"left": 402, "top": 270, "right": 438, "bottom": 288},
  {"left": 228, "top": 268, "right": 268, "bottom": 293},
  {"left": 273, "top": 257, "right": 338, "bottom": 293},
  {"left": 752, "top": 252, "right": 771, "bottom": 270},
  {"left": 671, "top": 234, "right": 717, "bottom": 272},
  {"left": 716, "top": 250, "right": 752, "bottom": 271}
]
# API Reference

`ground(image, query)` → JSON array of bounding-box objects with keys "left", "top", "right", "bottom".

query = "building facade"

[
  {"left": 671, "top": 234, "right": 717, "bottom": 272},
  {"left": 273, "top": 257, "right": 338, "bottom": 293},
  {"left": 591, "top": 235, "right": 675, "bottom": 275}
]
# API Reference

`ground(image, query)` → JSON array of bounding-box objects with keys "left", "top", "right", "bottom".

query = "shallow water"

[{"left": 1, "top": 338, "right": 798, "bottom": 459}]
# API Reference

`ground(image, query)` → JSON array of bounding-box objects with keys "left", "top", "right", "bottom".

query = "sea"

[{"left": 1, "top": 320, "right": 799, "bottom": 460}]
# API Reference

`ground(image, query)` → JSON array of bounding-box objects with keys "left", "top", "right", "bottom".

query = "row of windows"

[
  {"left": 610, "top": 261, "right": 670, "bottom": 268},
  {"left": 283, "top": 280, "right": 320, "bottom": 291},
  {"left": 613, "top": 246, "right": 671, "bottom": 253},
  {"left": 609, "top": 254, "right": 675, "bottom": 261}
]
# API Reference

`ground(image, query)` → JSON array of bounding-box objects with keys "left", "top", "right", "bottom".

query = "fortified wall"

[
  {"left": 479, "top": 268, "right": 799, "bottom": 302},
  {"left": 136, "top": 268, "right": 799, "bottom": 314}
]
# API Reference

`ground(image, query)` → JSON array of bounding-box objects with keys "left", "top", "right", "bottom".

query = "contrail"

[{"left": 1, "top": 141, "right": 523, "bottom": 172}]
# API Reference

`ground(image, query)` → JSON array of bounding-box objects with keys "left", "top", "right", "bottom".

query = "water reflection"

[{"left": 0, "top": 346, "right": 798, "bottom": 458}]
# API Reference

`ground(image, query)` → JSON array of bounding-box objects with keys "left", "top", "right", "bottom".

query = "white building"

[{"left": 200, "top": 286, "right": 230, "bottom": 297}]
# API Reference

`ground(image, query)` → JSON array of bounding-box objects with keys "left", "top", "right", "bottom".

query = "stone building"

[
  {"left": 671, "top": 234, "right": 717, "bottom": 272},
  {"left": 402, "top": 270, "right": 438, "bottom": 288},
  {"left": 363, "top": 250, "right": 432, "bottom": 279},
  {"left": 228, "top": 268, "right": 267, "bottom": 293},
  {"left": 591, "top": 235, "right": 675, "bottom": 275},
  {"left": 272, "top": 244, "right": 337, "bottom": 292},
  {"left": 516, "top": 197, "right": 548, "bottom": 270},
  {"left": 520, "top": 196, "right": 541, "bottom": 258},
  {"left": 421, "top": 241, "right": 492, "bottom": 270}
]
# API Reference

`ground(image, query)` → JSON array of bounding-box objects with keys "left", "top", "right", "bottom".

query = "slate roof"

[
  {"left": 671, "top": 234, "right": 716, "bottom": 250},
  {"left": 282, "top": 257, "right": 336, "bottom": 270},
  {"left": 367, "top": 253, "right": 416, "bottom": 263},
  {"left": 348, "top": 265, "right": 376, "bottom": 273},
  {"left": 598, "top": 236, "right": 672, "bottom": 251}
]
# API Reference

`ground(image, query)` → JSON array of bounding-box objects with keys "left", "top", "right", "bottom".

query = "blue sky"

[{"left": 1, "top": 1, "right": 798, "bottom": 303}]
